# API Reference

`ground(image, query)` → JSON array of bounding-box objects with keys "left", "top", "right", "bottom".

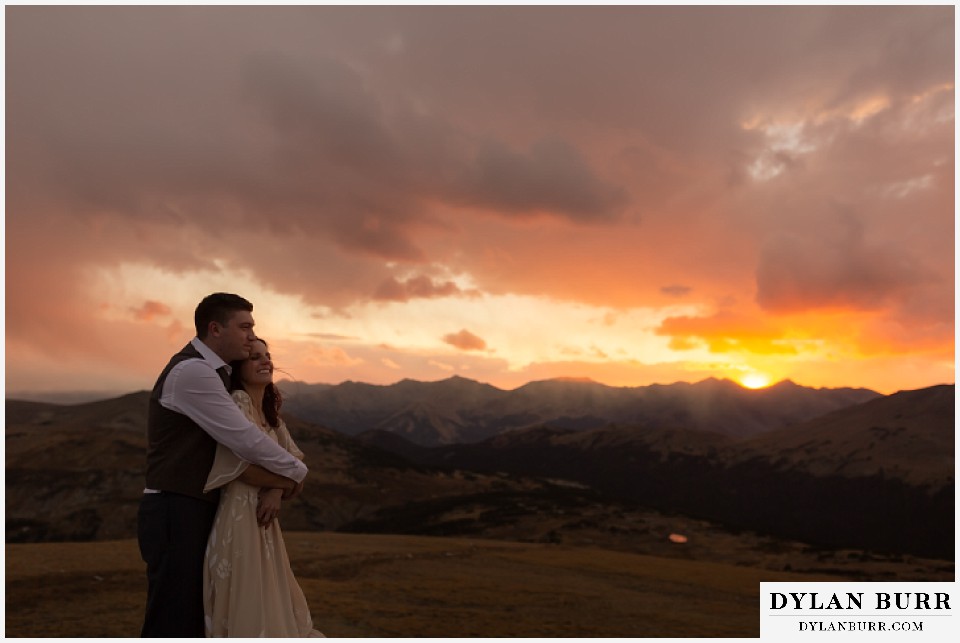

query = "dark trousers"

[{"left": 137, "top": 492, "right": 218, "bottom": 637}]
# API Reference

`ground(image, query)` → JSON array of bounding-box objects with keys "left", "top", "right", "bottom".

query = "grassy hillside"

[{"left": 7, "top": 531, "right": 842, "bottom": 638}]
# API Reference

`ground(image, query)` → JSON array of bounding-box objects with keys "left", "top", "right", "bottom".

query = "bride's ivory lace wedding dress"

[{"left": 202, "top": 390, "right": 323, "bottom": 637}]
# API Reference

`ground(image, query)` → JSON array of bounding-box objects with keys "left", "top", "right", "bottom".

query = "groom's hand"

[
  {"left": 282, "top": 479, "right": 304, "bottom": 500},
  {"left": 239, "top": 466, "right": 302, "bottom": 500},
  {"left": 256, "top": 488, "right": 283, "bottom": 527}
]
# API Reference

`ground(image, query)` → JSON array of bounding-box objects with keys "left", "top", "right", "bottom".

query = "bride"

[{"left": 202, "top": 338, "right": 323, "bottom": 637}]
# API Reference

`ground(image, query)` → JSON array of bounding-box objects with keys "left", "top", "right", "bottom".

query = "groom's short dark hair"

[{"left": 195, "top": 293, "right": 253, "bottom": 339}]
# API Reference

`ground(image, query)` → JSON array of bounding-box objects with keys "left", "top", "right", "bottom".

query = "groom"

[{"left": 137, "top": 292, "right": 309, "bottom": 637}]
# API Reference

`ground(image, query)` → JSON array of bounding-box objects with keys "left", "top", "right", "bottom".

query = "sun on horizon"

[{"left": 739, "top": 373, "right": 773, "bottom": 390}]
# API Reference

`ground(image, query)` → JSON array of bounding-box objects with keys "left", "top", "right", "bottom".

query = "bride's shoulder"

[{"left": 230, "top": 389, "right": 253, "bottom": 407}]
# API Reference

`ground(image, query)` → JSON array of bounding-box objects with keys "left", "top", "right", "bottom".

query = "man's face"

[{"left": 212, "top": 310, "right": 256, "bottom": 362}]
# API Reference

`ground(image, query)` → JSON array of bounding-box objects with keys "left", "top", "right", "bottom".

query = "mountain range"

[
  {"left": 279, "top": 376, "right": 881, "bottom": 446},
  {"left": 5, "top": 380, "right": 953, "bottom": 562},
  {"left": 357, "top": 385, "right": 954, "bottom": 558}
]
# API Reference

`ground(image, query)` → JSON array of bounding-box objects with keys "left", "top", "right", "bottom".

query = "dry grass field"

[{"left": 6, "top": 531, "right": 847, "bottom": 638}]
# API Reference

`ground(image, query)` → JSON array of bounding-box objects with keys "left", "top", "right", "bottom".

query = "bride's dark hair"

[{"left": 228, "top": 338, "right": 282, "bottom": 428}]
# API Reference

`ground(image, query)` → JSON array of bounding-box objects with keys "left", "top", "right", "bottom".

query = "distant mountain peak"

[
  {"left": 690, "top": 377, "right": 743, "bottom": 389},
  {"left": 277, "top": 373, "right": 885, "bottom": 446},
  {"left": 768, "top": 378, "right": 800, "bottom": 389},
  {"left": 396, "top": 375, "right": 482, "bottom": 386},
  {"left": 520, "top": 377, "right": 607, "bottom": 390}
]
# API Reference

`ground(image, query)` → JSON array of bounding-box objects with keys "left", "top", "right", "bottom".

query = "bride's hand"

[{"left": 256, "top": 488, "right": 284, "bottom": 527}]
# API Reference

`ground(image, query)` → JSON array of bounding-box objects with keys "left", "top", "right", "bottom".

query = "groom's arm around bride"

[{"left": 137, "top": 292, "right": 308, "bottom": 638}]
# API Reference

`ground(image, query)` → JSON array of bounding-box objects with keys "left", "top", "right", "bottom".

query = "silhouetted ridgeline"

[{"left": 280, "top": 376, "right": 880, "bottom": 446}]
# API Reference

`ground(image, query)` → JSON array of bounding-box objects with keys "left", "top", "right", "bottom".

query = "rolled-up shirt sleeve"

[{"left": 160, "top": 359, "right": 308, "bottom": 483}]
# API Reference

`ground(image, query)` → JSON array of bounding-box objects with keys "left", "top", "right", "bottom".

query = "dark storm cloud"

[
  {"left": 460, "top": 138, "right": 628, "bottom": 221},
  {"left": 373, "top": 275, "right": 480, "bottom": 302},
  {"left": 660, "top": 285, "right": 693, "bottom": 298},
  {"left": 7, "top": 9, "right": 631, "bottom": 274},
  {"left": 755, "top": 215, "right": 923, "bottom": 313}
]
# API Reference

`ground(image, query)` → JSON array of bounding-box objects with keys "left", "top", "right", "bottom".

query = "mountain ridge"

[
  {"left": 278, "top": 375, "right": 883, "bottom": 445},
  {"left": 366, "top": 384, "right": 954, "bottom": 558},
  {"left": 5, "top": 375, "right": 889, "bottom": 447},
  {"left": 5, "top": 384, "right": 953, "bottom": 560}
]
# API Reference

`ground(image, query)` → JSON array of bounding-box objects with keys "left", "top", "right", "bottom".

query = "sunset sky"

[{"left": 4, "top": 5, "right": 955, "bottom": 396}]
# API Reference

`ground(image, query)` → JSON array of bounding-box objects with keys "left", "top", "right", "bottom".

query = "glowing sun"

[{"left": 740, "top": 373, "right": 772, "bottom": 389}]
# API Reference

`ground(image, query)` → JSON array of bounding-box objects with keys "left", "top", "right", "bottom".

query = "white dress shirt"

[{"left": 155, "top": 337, "right": 308, "bottom": 484}]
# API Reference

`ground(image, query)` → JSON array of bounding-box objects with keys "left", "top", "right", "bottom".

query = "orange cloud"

[
  {"left": 657, "top": 311, "right": 798, "bottom": 355},
  {"left": 299, "top": 345, "right": 364, "bottom": 368},
  {"left": 442, "top": 329, "right": 488, "bottom": 352},
  {"left": 130, "top": 300, "right": 172, "bottom": 322}
]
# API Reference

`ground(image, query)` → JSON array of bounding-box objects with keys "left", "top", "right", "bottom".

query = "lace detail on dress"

[
  {"left": 231, "top": 390, "right": 263, "bottom": 429},
  {"left": 276, "top": 419, "right": 305, "bottom": 460},
  {"left": 203, "top": 388, "right": 322, "bottom": 636}
]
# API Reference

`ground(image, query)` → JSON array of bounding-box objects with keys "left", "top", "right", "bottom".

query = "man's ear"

[{"left": 207, "top": 321, "right": 222, "bottom": 338}]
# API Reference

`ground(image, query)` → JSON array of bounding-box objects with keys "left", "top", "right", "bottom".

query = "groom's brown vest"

[{"left": 145, "top": 343, "right": 224, "bottom": 503}]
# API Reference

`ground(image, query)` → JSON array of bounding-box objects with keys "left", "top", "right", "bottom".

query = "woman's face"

[{"left": 240, "top": 339, "right": 273, "bottom": 387}]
